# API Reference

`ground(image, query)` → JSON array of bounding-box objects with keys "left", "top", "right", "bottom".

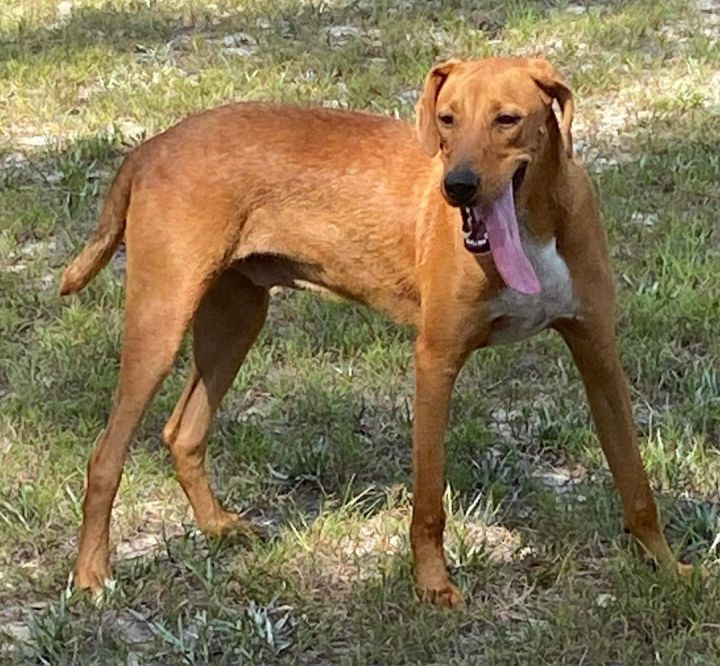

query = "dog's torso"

[{"left": 132, "top": 103, "right": 431, "bottom": 326}]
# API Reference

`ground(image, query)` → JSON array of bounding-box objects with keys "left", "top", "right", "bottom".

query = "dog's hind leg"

[
  {"left": 73, "top": 196, "right": 235, "bottom": 592},
  {"left": 163, "top": 269, "right": 269, "bottom": 537},
  {"left": 74, "top": 270, "right": 208, "bottom": 592}
]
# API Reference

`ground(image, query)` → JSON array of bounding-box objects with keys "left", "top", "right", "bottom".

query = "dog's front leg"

[
  {"left": 556, "top": 317, "right": 689, "bottom": 574},
  {"left": 411, "top": 337, "right": 467, "bottom": 608}
]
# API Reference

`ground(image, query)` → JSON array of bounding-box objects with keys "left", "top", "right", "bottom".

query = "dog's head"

[
  {"left": 415, "top": 57, "right": 574, "bottom": 209},
  {"left": 415, "top": 57, "right": 574, "bottom": 294}
]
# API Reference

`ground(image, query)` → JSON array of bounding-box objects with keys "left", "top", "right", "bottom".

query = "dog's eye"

[
  {"left": 438, "top": 113, "right": 455, "bottom": 127},
  {"left": 496, "top": 114, "right": 521, "bottom": 127}
]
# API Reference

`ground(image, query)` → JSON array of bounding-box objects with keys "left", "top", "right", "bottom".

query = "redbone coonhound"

[{"left": 61, "top": 57, "right": 687, "bottom": 607}]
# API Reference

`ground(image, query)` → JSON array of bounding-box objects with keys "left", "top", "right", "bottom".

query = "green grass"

[{"left": 1, "top": 0, "right": 719, "bottom": 663}]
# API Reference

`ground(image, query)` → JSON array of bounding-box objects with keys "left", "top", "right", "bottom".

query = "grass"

[{"left": 1, "top": 0, "right": 719, "bottom": 663}]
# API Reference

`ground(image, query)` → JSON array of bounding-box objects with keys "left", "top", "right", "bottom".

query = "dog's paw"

[
  {"left": 417, "top": 581, "right": 465, "bottom": 609},
  {"left": 201, "top": 512, "right": 268, "bottom": 541},
  {"left": 676, "top": 561, "right": 708, "bottom": 579},
  {"left": 73, "top": 565, "right": 113, "bottom": 597}
]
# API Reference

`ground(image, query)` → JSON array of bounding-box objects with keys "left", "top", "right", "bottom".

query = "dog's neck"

[{"left": 517, "top": 113, "right": 572, "bottom": 242}]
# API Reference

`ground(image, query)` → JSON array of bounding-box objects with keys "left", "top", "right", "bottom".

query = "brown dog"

[{"left": 60, "top": 57, "right": 685, "bottom": 607}]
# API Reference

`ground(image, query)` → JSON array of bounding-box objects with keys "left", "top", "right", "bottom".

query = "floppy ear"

[
  {"left": 415, "top": 60, "right": 460, "bottom": 157},
  {"left": 528, "top": 59, "right": 574, "bottom": 159}
]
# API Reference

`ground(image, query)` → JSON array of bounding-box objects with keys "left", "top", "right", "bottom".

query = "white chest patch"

[{"left": 487, "top": 235, "right": 578, "bottom": 345}]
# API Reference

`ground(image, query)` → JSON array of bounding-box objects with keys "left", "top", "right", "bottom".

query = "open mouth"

[
  {"left": 459, "top": 164, "right": 527, "bottom": 256},
  {"left": 461, "top": 206, "right": 490, "bottom": 254}
]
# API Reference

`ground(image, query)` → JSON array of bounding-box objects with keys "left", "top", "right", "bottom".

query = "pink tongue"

[{"left": 479, "top": 184, "right": 541, "bottom": 294}]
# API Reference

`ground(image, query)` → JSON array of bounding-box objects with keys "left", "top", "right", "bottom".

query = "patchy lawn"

[{"left": 1, "top": 0, "right": 719, "bottom": 663}]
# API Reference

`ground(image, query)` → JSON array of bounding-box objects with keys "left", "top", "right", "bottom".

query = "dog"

[{"left": 60, "top": 57, "right": 686, "bottom": 607}]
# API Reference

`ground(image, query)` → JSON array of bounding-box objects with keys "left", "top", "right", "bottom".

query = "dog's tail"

[{"left": 59, "top": 154, "right": 136, "bottom": 296}]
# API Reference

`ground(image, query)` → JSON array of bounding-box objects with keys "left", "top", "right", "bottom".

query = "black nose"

[{"left": 443, "top": 169, "right": 480, "bottom": 206}]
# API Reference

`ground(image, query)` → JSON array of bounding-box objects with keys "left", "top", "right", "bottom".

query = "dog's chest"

[{"left": 487, "top": 236, "right": 577, "bottom": 345}]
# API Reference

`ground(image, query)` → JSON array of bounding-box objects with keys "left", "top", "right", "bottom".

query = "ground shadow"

[{"left": 0, "top": 0, "right": 558, "bottom": 62}]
